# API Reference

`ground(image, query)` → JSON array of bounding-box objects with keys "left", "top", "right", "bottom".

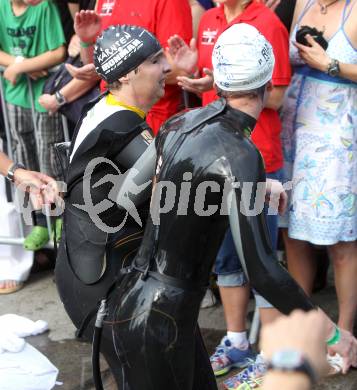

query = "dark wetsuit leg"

[
  {"left": 193, "top": 327, "right": 218, "bottom": 390},
  {"left": 108, "top": 274, "right": 217, "bottom": 390},
  {"left": 55, "top": 226, "right": 144, "bottom": 388}
]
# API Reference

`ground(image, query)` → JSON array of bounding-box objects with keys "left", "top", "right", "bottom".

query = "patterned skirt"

[{"left": 279, "top": 70, "right": 357, "bottom": 245}]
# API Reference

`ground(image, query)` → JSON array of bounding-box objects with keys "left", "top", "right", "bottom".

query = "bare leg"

[
  {"left": 282, "top": 229, "right": 316, "bottom": 296},
  {"left": 219, "top": 284, "right": 250, "bottom": 332},
  {"left": 329, "top": 241, "right": 357, "bottom": 332}
]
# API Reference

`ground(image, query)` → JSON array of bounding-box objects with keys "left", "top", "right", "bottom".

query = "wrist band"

[
  {"left": 326, "top": 326, "right": 341, "bottom": 346},
  {"left": 80, "top": 40, "right": 94, "bottom": 48}
]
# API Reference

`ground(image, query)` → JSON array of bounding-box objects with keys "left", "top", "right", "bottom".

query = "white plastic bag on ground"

[
  {"left": 0, "top": 314, "right": 58, "bottom": 389},
  {"left": 0, "top": 343, "right": 59, "bottom": 390}
]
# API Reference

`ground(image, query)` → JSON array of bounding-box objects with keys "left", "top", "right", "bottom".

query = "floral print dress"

[{"left": 280, "top": 0, "right": 357, "bottom": 245}]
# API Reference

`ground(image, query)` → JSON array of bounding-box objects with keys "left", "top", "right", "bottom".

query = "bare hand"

[
  {"left": 328, "top": 328, "right": 357, "bottom": 374},
  {"left": 65, "top": 62, "right": 98, "bottom": 81},
  {"left": 265, "top": 178, "right": 288, "bottom": 215},
  {"left": 68, "top": 34, "right": 81, "bottom": 57},
  {"left": 3, "top": 63, "right": 22, "bottom": 85},
  {"left": 167, "top": 35, "right": 198, "bottom": 74},
  {"left": 14, "top": 169, "right": 59, "bottom": 205},
  {"left": 260, "top": 310, "right": 329, "bottom": 379},
  {"left": 294, "top": 35, "right": 330, "bottom": 72},
  {"left": 74, "top": 10, "right": 102, "bottom": 44},
  {"left": 38, "top": 94, "right": 59, "bottom": 114},
  {"left": 176, "top": 68, "right": 213, "bottom": 95},
  {"left": 27, "top": 69, "right": 48, "bottom": 80}
]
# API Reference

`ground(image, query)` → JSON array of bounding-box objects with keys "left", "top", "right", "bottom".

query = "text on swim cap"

[
  {"left": 261, "top": 43, "right": 271, "bottom": 62},
  {"left": 99, "top": 39, "right": 144, "bottom": 73},
  {"left": 97, "top": 34, "right": 142, "bottom": 64}
]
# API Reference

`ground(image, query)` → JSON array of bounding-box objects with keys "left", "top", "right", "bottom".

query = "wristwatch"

[
  {"left": 55, "top": 91, "right": 67, "bottom": 106},
  {"left": 327, "top": 58, "right": 340, "bottom": 77},
  {"left": 6, "top": 162, "right": 26, "bottom": 182},
  {"left": 267, "top": 349, "right": 317, "bottom": 384}
]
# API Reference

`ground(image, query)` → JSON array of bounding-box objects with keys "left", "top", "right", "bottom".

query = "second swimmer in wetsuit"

[
  {"left": 107, "top": 23, "right": 357, "bottom": 389},
  {"left": 55, "top": 25, "right": 171, "bottom": 385}
]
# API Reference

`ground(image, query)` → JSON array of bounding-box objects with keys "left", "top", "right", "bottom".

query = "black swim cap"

[{"left": 93, "top": 25, "right": 162, "bottom": 83}]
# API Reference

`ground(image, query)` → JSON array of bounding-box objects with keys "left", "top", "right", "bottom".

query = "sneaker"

[
  {"left": 210, "top": 336, "right": 255, "bottom": 377},
  {"left": 24, "top": 226, "right": 50, "bottom": 251},
  {"left": 201, "top": 288, "right": 217, "bottom": 309},
  {"left": 223, "top": 354, "right": 267, "bottom": 389}
]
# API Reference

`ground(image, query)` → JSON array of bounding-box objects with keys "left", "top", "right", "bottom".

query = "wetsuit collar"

[
  {"left": 181, "top": 98, "right": 256, "bottom": 137},
  {"left": 181, "top": 98, "right": 227, "bottom": 134},
  {"left": 106, "top": 93, "right": 146, "bottom": 119},
  {"left": 225, "top": 104, "right": 257, "bottom": 138}
]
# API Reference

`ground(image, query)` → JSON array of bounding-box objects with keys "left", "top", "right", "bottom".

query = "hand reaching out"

[
  {"left": 74, "top": 10, "right": 102, "bottom": 44},
  {"left": 176, "top": 68, "right": 214, "bottom": 95},
  {"left": 260, "top": 310, "right": 329, "bottom": 379},
  {"left": 327, "top": 327, "right": 357, "bottom": 374},
  {"left": 65, "top": 62, "right": 98, "bottom": 81},
  {"left": 167, "top": 35, "right": 198, "bottom": 75},
  {"left": 265, "top": 178, "right": 288, "bottom": 215},
  {"left": 14, "top": 169, "right": 59, "bottom": 206},
  {"left": 38, "top": 94, "right": 59, "bottom": 114}
]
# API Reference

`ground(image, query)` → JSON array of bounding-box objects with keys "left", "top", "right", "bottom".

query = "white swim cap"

[{"left": 212, "top": 23, "right": 275, "bottom": 92}]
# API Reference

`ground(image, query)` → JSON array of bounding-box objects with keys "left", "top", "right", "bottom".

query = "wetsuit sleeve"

[
  {"left": 226, "top": 147, "right": 315, "bottom": 315},
  {"left": 115, "top": 129, "right": 154, "bottom": 169},
  {"left": 115, "top": 140, "right": 157, "bottom": 207}
]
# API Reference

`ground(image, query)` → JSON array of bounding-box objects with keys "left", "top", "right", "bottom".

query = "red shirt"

[
  {"left": 197, "top": 1, "right": 291, "bottom": 172},
  {"left": 96, "top": 0, "right": 116, "bottom": 29},
  {"left": 98, "top": 0, "right": 192, "bottom": 134}
]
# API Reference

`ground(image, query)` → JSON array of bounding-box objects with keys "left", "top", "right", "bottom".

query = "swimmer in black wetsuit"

[
  {"left": 106, "top": 24, "right": 357, "bottom": 389},
  {"left": 56, "top": 23, "right": 357, "bottom": 390},
  {"left": 54, "top": 25, "right": 171, "bottom": 385}
]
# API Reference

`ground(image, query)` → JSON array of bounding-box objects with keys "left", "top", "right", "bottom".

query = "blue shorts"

[{"left": 214, "top": 169, "right": 284, "bottom": 308}]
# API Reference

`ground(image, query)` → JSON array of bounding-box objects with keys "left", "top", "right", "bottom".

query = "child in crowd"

[{"left": 0, "top": 1, "right": 65, "bottom": 252}]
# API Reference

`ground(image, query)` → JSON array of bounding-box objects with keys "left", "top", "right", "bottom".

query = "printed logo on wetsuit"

[
  {"left": 141, "top": 130, "right": 153, "bottom": 146},
  {"left": 201, "top": 28, "right": 218, "bottom": 45},
  {"left": 96, "top": 31, "right": 144, "bottom": 74}
]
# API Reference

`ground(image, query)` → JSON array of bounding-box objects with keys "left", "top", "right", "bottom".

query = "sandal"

[{"left": 0, "top": 280, "right": 24, "bottom": 294}]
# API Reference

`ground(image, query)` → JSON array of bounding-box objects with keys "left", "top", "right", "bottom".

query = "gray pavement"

[{"left": 1, "top": 270, "right": 357, "bottom": 389}]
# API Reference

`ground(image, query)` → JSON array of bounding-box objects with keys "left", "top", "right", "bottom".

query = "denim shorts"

[{"left": 214, "top": 169, "right": 284, "bottom": 308}]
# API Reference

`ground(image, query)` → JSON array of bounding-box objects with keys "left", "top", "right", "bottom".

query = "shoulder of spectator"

[{"left": 290, "top": 0, "right": 308, "bottom": 32}]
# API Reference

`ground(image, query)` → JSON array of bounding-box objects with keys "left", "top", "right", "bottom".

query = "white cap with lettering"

[{"left": 212, "top": 23, "right": 275, "bottom": 92}]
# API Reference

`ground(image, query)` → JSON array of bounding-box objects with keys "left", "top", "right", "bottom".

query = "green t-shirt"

[{"left": 0, "top": 0, "right": 65, "bottom": 112}]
